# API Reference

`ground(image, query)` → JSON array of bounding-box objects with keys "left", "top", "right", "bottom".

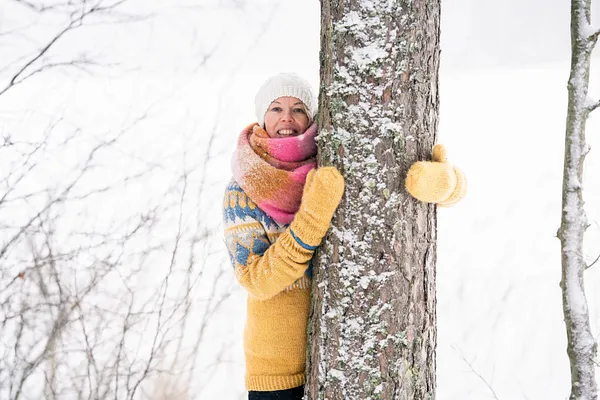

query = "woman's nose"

[{"left": 280, "top": 111, "right": 293, "bottom": 121}]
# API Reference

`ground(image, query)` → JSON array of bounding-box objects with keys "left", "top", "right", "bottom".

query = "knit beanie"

[{"left": 254, "top": 73, "right": 317, "bottom": 127}]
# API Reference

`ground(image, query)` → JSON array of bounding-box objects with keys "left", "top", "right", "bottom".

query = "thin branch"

[
  {"left": 89, "top": 0, "right": 129, "bottom": 14},
  {"left": 12, "top": 0, "right": 71, "bottom": 13},
  {"left": 128, "top": 164, "right": 190, "bottom": 400},
  {"left": 589, "top": 28, "right": 600, "bottom": 44},
  {"left": 1, "top": 22, "right": 73, "bottom": 97},
  {"left": 452, "top": 346, "right": 500, "bottom": 400},
  {"left": 587, "top": 99, "right": 600, "bottom": 113},
  {"left": 586, "top": 253, "right": 600, "bottom": 270},
  {"left": 0, "top": 111, "right": 147, "bottom": 263},
  {"left": 14, "top": 305, "right": 73, "bottom": 398},
  {"left": 0, "top": 136, "right": 111, "bottom": 261},
  {"left": 114, "top": 292, "right": 134, "bottom": 400},
  {"left": 1, "top": 0, "right": 132, "bottom": 97}
]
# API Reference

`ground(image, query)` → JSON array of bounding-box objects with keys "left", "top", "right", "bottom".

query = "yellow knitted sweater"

[{"left": 223, "top": 180, "right": 314, "bottom": 391}]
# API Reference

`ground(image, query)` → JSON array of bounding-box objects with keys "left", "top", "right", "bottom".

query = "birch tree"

[
  {"left": 306, "top": 0, "right": 441, "bottom": 398},
  {"left": 559, "top": 1, "right": 600, "bottom": 399}
]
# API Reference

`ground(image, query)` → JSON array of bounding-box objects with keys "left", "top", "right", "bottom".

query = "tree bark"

[
  {"left": 559, "top": 1, "right": 599, "bottom": 399},
  {"left": 306, "top": 0, "right": 441, "bottom": 399}
]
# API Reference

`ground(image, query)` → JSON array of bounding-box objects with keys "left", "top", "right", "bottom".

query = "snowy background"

[{"left": 2, "top": 0, "right": 600, "bottom": 399}]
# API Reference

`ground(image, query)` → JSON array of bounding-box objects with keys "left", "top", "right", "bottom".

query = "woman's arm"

[
  {"left": 224, "top": 168, "right": 344, "bottom": 300},
  {"left": 223, "top": 184, "right": 314, "bottom": 300}
]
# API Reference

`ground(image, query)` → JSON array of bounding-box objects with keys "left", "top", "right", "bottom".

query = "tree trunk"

[
  {"left": 306, "top": 1, "right": 441, "bottom": 399},
  {"left": 558, "top": 1, "right": 599, "bottom": 399}
]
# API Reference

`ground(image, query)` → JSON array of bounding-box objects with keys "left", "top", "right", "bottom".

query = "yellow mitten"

[
  {"left": 405, "top": 144, "right": 467, "bottom": 207},
  {"left": 290, "top": 167, "right": 345, "bottom": 247}
]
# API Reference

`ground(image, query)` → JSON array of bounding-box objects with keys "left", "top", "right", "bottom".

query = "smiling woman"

[
  {"left": 254, "top": 73, "right": 317, "bottom": 138},
  {"left": 264, "top": 97, "right": 311, "bottom": 138},
  {"left": 223, "top": 73, "right": 345, "bottom": 400}
]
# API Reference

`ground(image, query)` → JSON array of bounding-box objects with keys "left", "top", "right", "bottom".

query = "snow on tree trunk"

[
  {"left": 559, "top": 1, "right": 599, "bottom": 399},
  {"left": 306, "top": 0, "right": 440, "bottom": 399}
]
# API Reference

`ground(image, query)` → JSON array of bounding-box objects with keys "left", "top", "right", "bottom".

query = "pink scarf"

[{"left": 232, "top": 122, "right": 318, "bottom": 225}]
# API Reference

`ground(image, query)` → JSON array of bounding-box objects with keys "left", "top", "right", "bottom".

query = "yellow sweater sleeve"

[
  {"left": 234, "top": 229, "right": 314, "bottom": 300},
  {"left": 223, "top": 181, "right": 314, "bottom": 301}
]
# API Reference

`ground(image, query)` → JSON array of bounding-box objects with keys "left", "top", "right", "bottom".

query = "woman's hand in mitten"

[
  {"left": 290, "top": 167, "right": 345, "bottom": 247},
  {"left": 405, "top": 144, "right": 467, "bottom": 207}
]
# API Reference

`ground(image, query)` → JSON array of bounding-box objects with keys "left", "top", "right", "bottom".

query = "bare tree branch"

[
  {"left": 0, "top": 2, "right": 261, "bottom": 398},
  {"left": 589, "top": 28, "right": 600, "bottom": 44},
  {"left": 453, "top": 346, "right": 500, "bottom": 400},
  {"left": 1, "top": 0, "right": 134, "bottom": 97},
  {"left": 586, "top": 253, "right": 600, "bottom": 269},
  {"left": 587, "top": 99, "right": 600, "bottom": 113},
  {"left": 1, "top": 22, "right": 73, "bottom": 96},
  {"left": 12, "top": 0, "right": 72, "bottom": 13},
  {"left": 0, "top": 136, "right": 116, "bottom": 261}
]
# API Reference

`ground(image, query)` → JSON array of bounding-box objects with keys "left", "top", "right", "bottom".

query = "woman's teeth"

[{"left": 278, "top": 129, "right": 295, "bottom": 136}]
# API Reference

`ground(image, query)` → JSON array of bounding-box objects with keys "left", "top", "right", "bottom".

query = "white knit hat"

[{"left": 254, "top": 73, "right": 317, "bottom": 127}]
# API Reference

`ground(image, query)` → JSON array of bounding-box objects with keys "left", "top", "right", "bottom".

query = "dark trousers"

[{"left": 248, "top": 385, "right": 304, "bottom": 400}]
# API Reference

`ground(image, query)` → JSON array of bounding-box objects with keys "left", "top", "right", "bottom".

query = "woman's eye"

[
  {"left": 271, "top": 107, "right": 282, "bottom": 112},
  {"left": 293, "top": 108, "right": 306, "bottom": 113}
]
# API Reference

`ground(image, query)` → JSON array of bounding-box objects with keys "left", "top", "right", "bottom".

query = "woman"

[{"left": 223, "top": 73, "right": 466, "bottom": 399}]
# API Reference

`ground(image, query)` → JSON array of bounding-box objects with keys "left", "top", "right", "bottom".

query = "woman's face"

[{"left": 263, "top": 96, "right": 310, "bottom": 139}]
